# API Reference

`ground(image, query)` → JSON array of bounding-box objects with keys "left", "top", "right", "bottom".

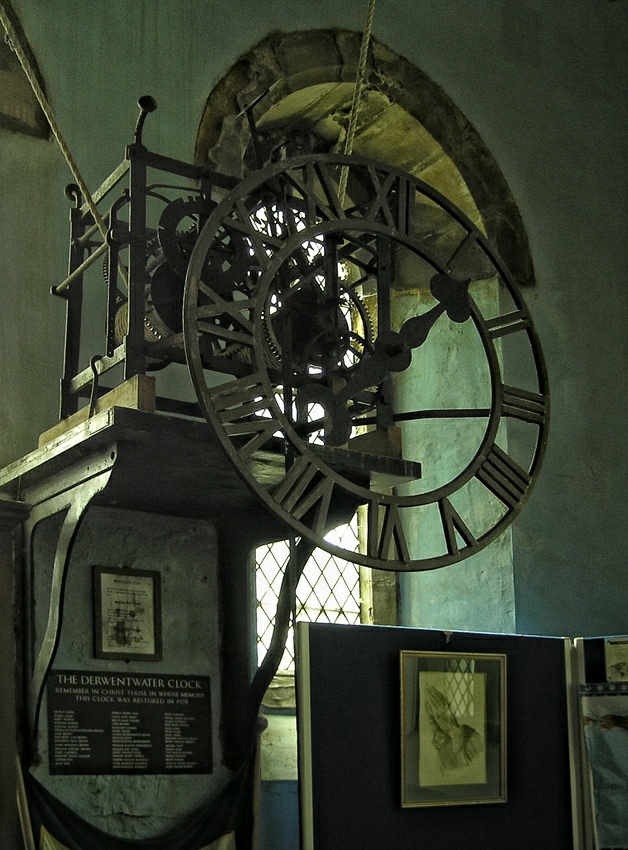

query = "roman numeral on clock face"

[
  {"left": 438, "top": 497, "right": 477, "bottom": 555},
  {"left": 282, "top": 162, "right": 347, "bottom": 225},
  {"left": 210, "top": 373, "right": 280, "bottom": 459},
  {"left": 364, "top": 169, "right": 413, "bottom": 234},
  {"left": 486, "top": 310, "right": 530, "bottom": 339},
  {"left": 476, "top": 444, "right": 531, "bottom": 509},
  {"left": 210, "top": 373, "right": 271, "bottom": 422},
  {"left": 447, "top": 231, "right": 479, "bottom": 275},
  {"left": 501, "top": 385, "right": 547, "bottom": 424},
  {"left": 367, "top": 501, "right": 410, "bottom": 563},
  {"left": 273, "top": 454, "right": 335, "bottom": 536}
]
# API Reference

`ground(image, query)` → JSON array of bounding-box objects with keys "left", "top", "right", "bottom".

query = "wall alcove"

[{"left": 195, "top": 28, "right": 535, "bottom": 291}]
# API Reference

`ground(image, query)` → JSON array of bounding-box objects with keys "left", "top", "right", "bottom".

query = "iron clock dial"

[{"left": 183, "top": 154, "right": 548, "bottom": 571}]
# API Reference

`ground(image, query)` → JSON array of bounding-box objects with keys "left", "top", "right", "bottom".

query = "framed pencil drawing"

[{"left": 400, "top": 650, "right": 506, "bottom": 807}]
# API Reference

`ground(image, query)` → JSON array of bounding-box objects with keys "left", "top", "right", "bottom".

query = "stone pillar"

[{"left": 0, "top": 498, "right": 31, "bottom": 850}]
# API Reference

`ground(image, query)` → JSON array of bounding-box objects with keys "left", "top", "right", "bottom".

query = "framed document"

[
  {"left": 400, "top": 650, "right": 506, "bottom": 807},
  {"left": 605, "top": 638, "right": 628, "bottom": 682},
  {"left": 93, "top": 566, "right": 162, "bottom": 661}
]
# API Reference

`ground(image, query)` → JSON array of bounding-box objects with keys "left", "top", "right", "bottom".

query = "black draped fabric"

[{"left": 23, "top": 759, "right": 254, "bottom": 850}]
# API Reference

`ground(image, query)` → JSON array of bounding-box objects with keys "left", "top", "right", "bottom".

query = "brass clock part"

[{"left": 183, "top": 153, "right": 548, "bottom": 571}]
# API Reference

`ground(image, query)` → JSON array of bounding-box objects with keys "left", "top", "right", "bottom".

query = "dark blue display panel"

[{"left": 297, "top": 623, "right": 574, "bottom": 850}]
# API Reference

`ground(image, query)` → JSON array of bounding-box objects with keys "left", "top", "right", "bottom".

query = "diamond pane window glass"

[
  {"left": 256, "top": 519, "right": 361, "bottom": 671},
  {"left": 444, "top": 658, "right": 477, "bottom": 718}
]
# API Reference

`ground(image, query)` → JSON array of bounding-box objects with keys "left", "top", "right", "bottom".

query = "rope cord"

[
  {"left": 339, "top": 0, "right": 377, "bottom": 205},
  {"left": 1, "top": 1, "right": 108, "bottom": 242}
]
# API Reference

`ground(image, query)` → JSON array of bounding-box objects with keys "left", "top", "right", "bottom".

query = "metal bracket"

[{"left": 21, "top": 446, "right": 116, "bottom": 744}]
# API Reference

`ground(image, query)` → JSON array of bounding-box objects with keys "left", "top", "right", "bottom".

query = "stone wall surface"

[{"left": 30, "top": 506, "right": 224, "bottom": 839}]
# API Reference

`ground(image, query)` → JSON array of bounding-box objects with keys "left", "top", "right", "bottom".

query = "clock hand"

[
  {"left": 431, "top": 272, "right": 473, "bottom": 321},
  {"left": 296, "top": 273, "right": 473, "bottom": 447},
  {"left": 398, "top": 273, "right": 472, "bottom": 347}
]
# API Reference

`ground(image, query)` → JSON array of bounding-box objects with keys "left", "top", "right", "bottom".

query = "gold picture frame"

[{"left": 400, "top": 650, "right": 506, "bottom": 807}]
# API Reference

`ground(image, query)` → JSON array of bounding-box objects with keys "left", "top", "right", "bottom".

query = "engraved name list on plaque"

[{"left": 47, "top": 670, "right": 212, "bottom": 775}]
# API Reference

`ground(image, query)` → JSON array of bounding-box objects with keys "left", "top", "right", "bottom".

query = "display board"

[
  {"left": 576, "top": 636, "right": 628, "bottom": 850},
  {"left": 297, "top": 623, "right": 574, "bottom": 850}
]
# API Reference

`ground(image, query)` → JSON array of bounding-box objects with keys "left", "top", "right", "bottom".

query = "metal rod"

[
  {"left": 131, "top": 146, "right": 239, "bottom": 190},
  {"left": 69, "top": 345, "right": 125, "bottom": 393},
  {"left": 362, "top": 408, "right": 493, "bottom": 426},
  {"left": 76, "top": 209, "right": 112, "bottom": 246},
  {"left": 51, "top": 241, "right": 108, "bottom": 296},
  {"left": 80, "top": 159, "right": 130, "bottom": 212}
]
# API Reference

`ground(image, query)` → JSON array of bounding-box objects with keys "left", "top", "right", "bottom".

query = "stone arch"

[
  {"left": 0, "top": 14, "right": 48, "bottom": 137},
  {"left": 195, "top": 29, "right": 535, "bottom": 289}
]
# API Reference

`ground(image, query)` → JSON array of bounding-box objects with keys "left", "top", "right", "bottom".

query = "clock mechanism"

[{"left": 54, "top": 104, "right": 548, "bottom": 572}]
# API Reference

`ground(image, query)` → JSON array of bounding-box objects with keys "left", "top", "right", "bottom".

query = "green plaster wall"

[{"left": 0, "top": 132, "right": 63, "bottom": 463}]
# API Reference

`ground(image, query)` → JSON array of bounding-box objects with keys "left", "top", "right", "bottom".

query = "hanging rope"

[
  {"left": 1, "top": 0, "right": 133, "bottom": 299},
  {"left": 0, "top": 0, "right": 108, "bottom": 242},
  {"left": 339, "top": 0, "right": 377, "bottom": 205}
]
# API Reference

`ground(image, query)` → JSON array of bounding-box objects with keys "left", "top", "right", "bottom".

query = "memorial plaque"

[
  {"left": 47, "top": 670, "right": 212, "bottom": 775},
  {"left": 94, "top": 566, "right": 162, "bottom": 661}
]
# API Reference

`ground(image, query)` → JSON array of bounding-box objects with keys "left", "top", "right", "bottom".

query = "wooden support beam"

[{"left": 38, "top": 375, "right": 156, "bottom": 447}]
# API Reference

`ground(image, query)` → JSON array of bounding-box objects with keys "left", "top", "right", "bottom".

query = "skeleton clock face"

[{"left": 183, "top": 154, "right": 548, "bottom": 571}]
